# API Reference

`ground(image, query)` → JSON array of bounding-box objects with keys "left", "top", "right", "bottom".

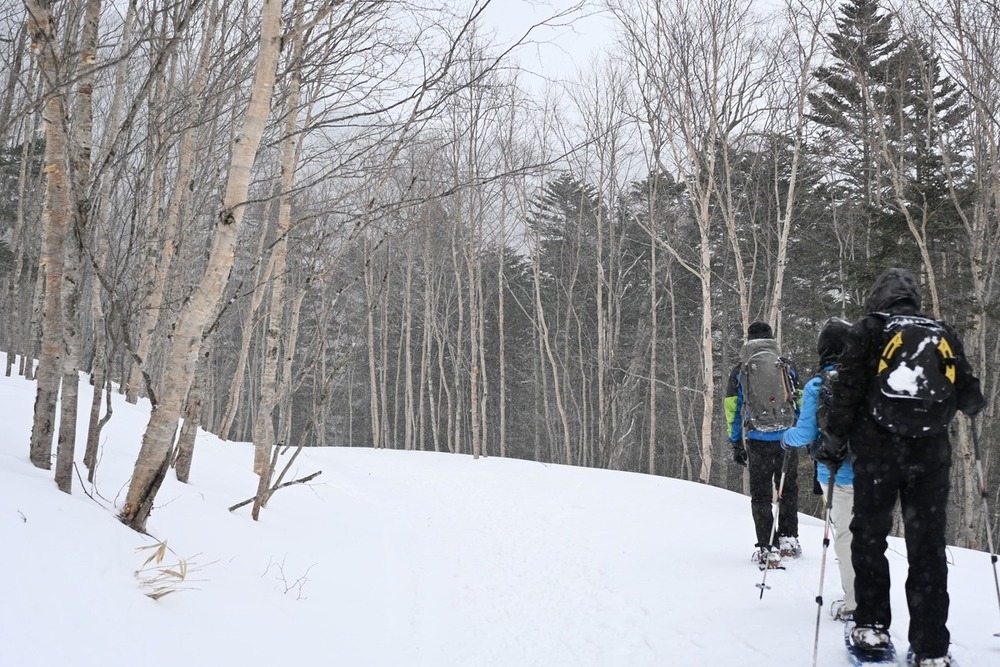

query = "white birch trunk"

[
  {"left": 121, "top": 0, "right": 282, "bottom": 531},
  {"left": 252, "top": 0, "right": 304, "bottom": 510},
  {"left": 218, "top": 214, "right": 276, "bottom": 439},
  {"left": 56, "top": 0, "right": 103, "bottom": 493},
  {"left": 84, "top": 0, "right": 136, "bottom": 472},
  {"left": 26, "top": 0, "right": 71, "bottom": 471},
  {"left": 126, "top": 0, "right": 217, "bottom": 404}
]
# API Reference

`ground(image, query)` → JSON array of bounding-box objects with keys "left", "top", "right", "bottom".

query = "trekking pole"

[
  {"left": 757, "top": 447, "right": 791, "bottom": 599},
  {"left": 812, "top": 462, "right": 842, "bottom": 666},
  {"left": 969, "top": 415, "right": 1000, "bottom": 637}
]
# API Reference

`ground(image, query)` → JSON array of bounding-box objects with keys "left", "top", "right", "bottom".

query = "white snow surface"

[{"left": 2, "top": 354, "right": 999, "bottom": 666}]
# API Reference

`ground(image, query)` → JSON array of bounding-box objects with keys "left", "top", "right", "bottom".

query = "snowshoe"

[
  {"left": 845, "top": 621, "right": 896, "bottom": 666},
  {"left": 751, "top": 546, "right": 782, "bottom": 571},
  {"left": 831, "top": 599, "right": 854, "bottom": 622},
  {"left": 905, "top": 647, "right": 958, "bottom": 666},
  {"left": 778, "top": 535, "right": 802, "bottom": 558}
]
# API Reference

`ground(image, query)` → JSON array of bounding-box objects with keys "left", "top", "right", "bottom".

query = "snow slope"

[{"left": 1, "top": 355, "right": 998, "bottom": 666}]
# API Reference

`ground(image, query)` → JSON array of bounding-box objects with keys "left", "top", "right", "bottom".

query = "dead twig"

[{"left": 228, "top": 470, "right": 322, "bottom": 512}]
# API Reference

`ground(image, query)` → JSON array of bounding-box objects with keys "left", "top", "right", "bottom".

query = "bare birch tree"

[
  {"left": 250, "top": 0, "right": 309, "bottom": 519},
  {"left": 25, "top": 0, "right": 71, "bottom": 473},
  {"left": 121, "top": 0, "right": 283, "bottom": 531},
  {"left": 612, "top": 0, "right": 773, "bottom": 482},
  {"left": 53, "top": 0, "right": 105, "bottom": 493}
]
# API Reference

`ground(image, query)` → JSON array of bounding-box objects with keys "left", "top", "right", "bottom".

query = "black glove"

[
  {"left": 809, "top": 431, "right": 847, "bottom": 467},
  {"left": 731, "top": 443, "right": 748, "bottom": 467}
]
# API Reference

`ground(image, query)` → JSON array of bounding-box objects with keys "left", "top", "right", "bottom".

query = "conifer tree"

[
  {"left": 808, "top": 0, "right": 970, "bottom": 300},
  {"left": 890, "top": 37, "right": 970, "bottom": 236},
  {"left": 808, "top": 0, "right": 903, "bottom": 213}
]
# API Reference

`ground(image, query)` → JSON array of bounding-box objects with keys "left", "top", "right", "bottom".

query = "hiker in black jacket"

[{"left": 816, "top": 268, "right": 986, "bottom": 666}]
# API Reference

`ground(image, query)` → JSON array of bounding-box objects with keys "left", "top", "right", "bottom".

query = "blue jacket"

[{"left": 781, "top": 368, "right": 854, "bottom": 486}]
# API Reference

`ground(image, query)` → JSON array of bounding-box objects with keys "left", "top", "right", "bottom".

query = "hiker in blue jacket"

[{"left": 781, "top": 317, "right": 856, "bottom": 621}]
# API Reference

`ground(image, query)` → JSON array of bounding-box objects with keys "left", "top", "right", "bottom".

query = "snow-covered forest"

[{"left": 0, "top": 0, "right": 996, "bottom": 549}]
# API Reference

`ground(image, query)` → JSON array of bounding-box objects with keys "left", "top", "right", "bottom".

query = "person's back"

[
  {"left": 726, "top": 321, "right": 802, "bottom": 568},
  {"left": 821, "top": 268, "right": 986, "bottom": 666},
  {"left": 739, "top": 337, "right": 797, "bottom": 433},
  {"left": 781, "top": 317, "right": 857, "bottom": 620}
]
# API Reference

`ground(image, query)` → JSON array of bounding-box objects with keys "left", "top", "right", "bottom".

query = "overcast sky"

[{"left": 477, "top": 0, "right": 613, "bottom": 89}]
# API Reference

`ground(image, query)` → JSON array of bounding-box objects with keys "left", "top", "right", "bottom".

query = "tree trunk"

[
  {"left": 254, "top": 87, "right": 304, "bottom": 490},
  {"left": 174, "top": 351, "right": 209, "bottom": 484},
  {"left": 121, "top": 0, "right": 282, "bottom": 532},
  {"left": 54, "top": 0, "right": 103, "bottom": 494},
  {"left": 0, "top": 23, "right": 27, "bottom": 140},
  {"left": 365, "top": 235, "right": 382, "bottom": 449},
  {"left": 402, "top": 241, "right": 415, "bottom": 450},
  {"left": 5, "top": 59, "right": 36, "bottom": 378},
  {"left": 26, "top": 0, "right": 71, "bottom": 471},
  {"left": 126, "top": 0, "right": 217, "bottom": 404},
  {"left": 218, "top": 211, "right": 276, "bottom": 439},
  {"left": 532, "top": 226, "right": 573, "bottom": 464},
  {"left": 84, "top": 361, "right": 111, "bottom": 482},
  {"left": 83, "top": 1, "right": 136, "bottom": 478}
]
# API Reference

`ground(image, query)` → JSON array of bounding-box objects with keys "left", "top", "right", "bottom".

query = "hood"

[
  {"left": 747, "top": 321, "right": 773, "bottom": 340},
  {"left": 864, "top": 268, "right": 921, "bottom": 313},
  {"left": 817, "top": 317, "right": 851, "bottom": 367}
]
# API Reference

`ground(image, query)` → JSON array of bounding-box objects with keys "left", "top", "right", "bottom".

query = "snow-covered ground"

[{"left": 2, "top": 354, "right": 998, "bottom": 666}]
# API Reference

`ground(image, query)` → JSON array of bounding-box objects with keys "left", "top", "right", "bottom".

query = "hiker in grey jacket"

[{"left": 725, "top": 321, "right": 802, "bottom": 568}]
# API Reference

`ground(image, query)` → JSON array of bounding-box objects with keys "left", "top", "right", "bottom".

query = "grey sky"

[{"left": 477, "top": 0, "right": 612, "bottom": 88}]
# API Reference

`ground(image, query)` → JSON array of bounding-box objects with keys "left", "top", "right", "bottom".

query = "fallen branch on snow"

[{"left": 227, "top": 470, "right": 322, "bottom": 512}]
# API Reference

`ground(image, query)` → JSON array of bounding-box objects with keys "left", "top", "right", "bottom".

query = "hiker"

[
  {"left": 815, "top": 268, "right": 986, "bottom": 666},
  {"left": 726, "top": 320, "right": 802, "bottom": 570},
  {"left": 780, "top": 317, "right": 856, "bottom": 621}
]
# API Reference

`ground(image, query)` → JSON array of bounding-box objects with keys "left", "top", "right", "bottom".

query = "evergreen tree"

[
  {"left": 807, "top": 0, "right": 971, "bottom": 301},
  {"left": 890, "top": 37, "right": 971, "bottom": 235},
  {"left": 808, "top": 0, "right": 903, "bottom": 212}
]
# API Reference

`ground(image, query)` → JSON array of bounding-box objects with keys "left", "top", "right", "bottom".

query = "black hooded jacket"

[{"left": 826, "top": 269, "right": 985, "bottom": 458}]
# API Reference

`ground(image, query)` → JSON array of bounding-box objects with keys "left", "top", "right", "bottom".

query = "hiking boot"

[
  {"left": 778, "top": 535, "right": 802, "bottom": 558},
  {"left": 830, "top": 599, "right": 854, "bottom": 622},
  {"left": 752, "top": 546, "right": 782, "bottom": 571},
  {"left": 905, "top": 648, "right": 954, "bottom": 666},
  {"left": 850, "top": 624, "right": 890, "bottom": 650}
]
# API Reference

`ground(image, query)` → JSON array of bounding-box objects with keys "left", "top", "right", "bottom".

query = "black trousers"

[
  {"left": 851, "top": 454, "right": 951, "bottom": 657},
  {"left": 747, "top": 439, "right": 798, "bottom": 547}
]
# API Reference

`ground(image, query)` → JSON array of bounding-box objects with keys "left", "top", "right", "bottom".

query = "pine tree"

[
  {"left": 807, "top": 0, "right": 971, "bottom": 301},
  {"left": 890, "top": 37, "right": 971, "bottom": 236},
  {"left": 808, "top": 0, "right": 903, "bottom": 212}
]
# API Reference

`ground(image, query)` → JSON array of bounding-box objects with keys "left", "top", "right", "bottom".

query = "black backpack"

[
  {"left": 739, "top": 338, "right": 798, "bottom": 432},
  {"left": 815, "top": 369, "right": 836, "bottom": 437},
  {"left": 866, "top": 312, "right": 958, "bottom": 436}
]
